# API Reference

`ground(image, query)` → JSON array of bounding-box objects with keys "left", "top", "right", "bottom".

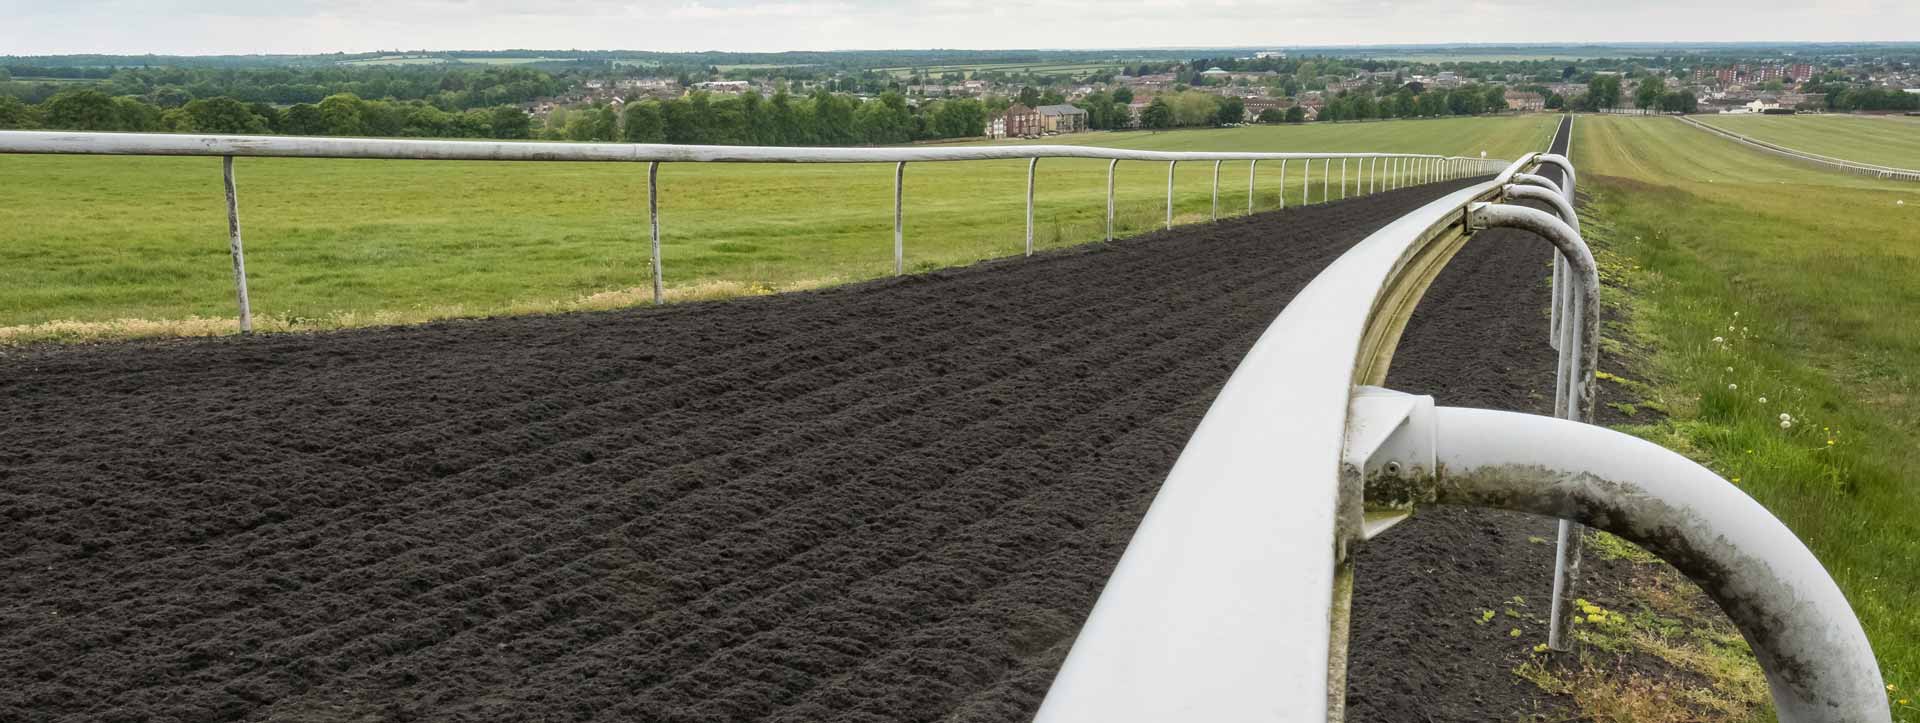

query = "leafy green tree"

[
  {"left": 1214, "top": 96, "right": 1245, "bottom": 125},
  {"left": 1256, "top": 107, "right": 1283, "bottom": 124},
  {"left": 932, "top": 98, "right": 985, "bottom": 139},
  {"left": 1544, "top": 93, "right": 1565, "bottom": 110},
  {"left": 1284, "top": 105, "right": 1306, "bottom": 123},
  {"left": 248, "top": 102, "right": 282, "bottom": 132},
  {"left": 1017, "top": 86, "right": 1041, "bottom": 108},
  {"left": 282, "top": 104, "right": 324, "bottom": 135},
  {"left": 41, "top": 89, "right": 121, "bottom": 130},
  {"left": 1588, "top": 76, "right": 1622, "bottom": 110},
  {"left": 113, "top": 97, "right": 162, "bottom": 131},
  {"left": 1141, "top": 97, "right": 1174, "bottom": 130},
  {"left": 489, "top": 105, "right": 531, "bottom": 139},
  {"left": 811, "top": 89, "right": 857, "bottom": 145},
  {"left": 316, "top": 93, "right": 367, "bottom": 135},
  {"left": 1484, "top": 85, "right": 1507, "bottom": 112},
  {"left": 620, "top": 101, "right": 663, "bottom": 143},
  {"left": 1111, "top": 87, "right": 1134, "bottom": 105},
  {"left": 0, "top": 95, "right": 34, "bottom": 128},
  {"left": 854, "top": 91, "right": 912, "bottom": 144},
  {"left": 1659, "top": 90, "right": 1698, "bottom": 114},
  {"left": 1391, "top": 89, "right": 1417, "bottom": 118},
  {"left": 179, "top": 97, "right": 269, "bottom": 134},
  {"left": 1634, "top": 79, "right": 1664, "bottom": 111}
]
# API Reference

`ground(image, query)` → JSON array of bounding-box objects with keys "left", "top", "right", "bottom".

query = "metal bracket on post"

[{"left": 1343, "top": 387, "right": 1439, "bottom": 544}]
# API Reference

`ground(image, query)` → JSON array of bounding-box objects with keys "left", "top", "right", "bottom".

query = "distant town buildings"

[
  {"left": 694, "top": 80, "right": 752, "bottom": 93},
  {"left": 986, "top": 103, "right": 1044, "bottom": 139},
  {"left": 1505, "top": 92, "right": 1546, "bottom": 112},
  {"left": 1693, "top": 63, "right": 1816, "bottom": 85}
]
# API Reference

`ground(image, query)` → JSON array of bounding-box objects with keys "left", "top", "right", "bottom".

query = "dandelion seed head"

[
  {"left": 1728, "top": 383, "right": 1738, "bottom": 390},
  {"left": 1780, "top": 413, "right": 1792, "bottom": 422},
  {"left": 1758, "top": 396, "right": 1767, "bottom": 403},
  {"left": 1781, "top": 419, "right": 1793, "bottom": 429},
  {"left": 1713, "top": 336, "right": 1725, "bottom": 343}
]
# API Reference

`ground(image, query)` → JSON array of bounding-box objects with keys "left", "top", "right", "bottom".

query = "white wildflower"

[
  {"left": 1728, "top": 383, "right": 1739, "bottom": 391},
  {"left": 1758, "top": 396, "right": 1768, "bottom": 403},
  {"left": 1779, "top": 413, "right": 1792, "bottom": 422},
  {"left": 1713, "top": 336, "right": 1725, "bottom": 343},
  {"left": 1780, "top": 419, "right": 1793, "bottom": 430}
]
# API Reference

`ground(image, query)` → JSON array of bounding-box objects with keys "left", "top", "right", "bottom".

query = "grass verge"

[{"left": 1574, "top": 114, "right": 1918, "bottom": 721}]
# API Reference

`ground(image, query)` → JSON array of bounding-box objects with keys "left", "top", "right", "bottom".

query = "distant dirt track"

[{"left": 2, "top": 120, "right": 1583, "bottom": 723}]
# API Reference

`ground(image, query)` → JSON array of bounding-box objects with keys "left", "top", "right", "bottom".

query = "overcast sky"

[{"left": 2, "top": 0, "right": 1913, "bottom": 56}]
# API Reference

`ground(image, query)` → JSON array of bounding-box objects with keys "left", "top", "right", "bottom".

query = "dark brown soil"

[{"left": 0, "top": 120, "right": 1604, "bottom": 723}]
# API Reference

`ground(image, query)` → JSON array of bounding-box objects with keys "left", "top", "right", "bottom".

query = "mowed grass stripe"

[
  {"left": 1692, "top": 114, "right": 1920, "bottom": 170},
  {"left": 0, "top": 115, "right": 1556, "bottom": 340}
]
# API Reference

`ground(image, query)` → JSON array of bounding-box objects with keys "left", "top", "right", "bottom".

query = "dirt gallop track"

[{"left": 3, "top": 121, "right": 1575, "bottom": 723}]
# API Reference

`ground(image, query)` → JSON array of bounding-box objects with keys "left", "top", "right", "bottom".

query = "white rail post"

[
  {"left": 1105, "top": 159, "right": 1117, "bottom": 242},
  {"left": 1302, "top": 158, "right": 1311, "bottom": 204},
  {"left": 1278, "top": 159, "right": 1288, "bottom": 209},
  {"left": 893, "top": 161, "right": 905, "bottom": 276},
  {"left": 220, "top": 156, "right": 254, "bottom": 333},
  {"left": 1211, "top": 159, "right": 1221, "bottom": 221},
  {"left": 1026, "top": 157, "right": 1038, "bottom": 257},
  {"left": 648, "top": 161, "right": 663, "bottom": 305},
  {"left": 1166, "top": 160, "right": 1176, "bottom": 229},
  {"left": 1247, "top": 160, "right": 1257, "bottom": 215},
  {"left": 1322, "top": 158, "right": 1330, "bottom": 202},
  {"left": 1369, "top": 157, "right": 1377, "bottom": 194},
  {"left": 1341, "top": 157, "right": 1348, "bottom": 199}
]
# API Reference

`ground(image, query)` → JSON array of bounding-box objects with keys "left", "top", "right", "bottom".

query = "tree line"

[
  {"left": 1, "top": 65, "right": 565, "bottom": 111},
  {"left": 0, "top": 88, "right": 535, "bottom": 139}
]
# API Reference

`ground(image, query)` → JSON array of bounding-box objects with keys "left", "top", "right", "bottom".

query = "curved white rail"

[{"left": 1036, "top": 117, "right": 1888, "bottom": 721}]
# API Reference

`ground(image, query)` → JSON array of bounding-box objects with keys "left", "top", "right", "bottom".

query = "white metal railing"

[
  {"left": 0, "top": 130, "right": 1505, "bottom": 333},
  {"left": 1676, "top": 115, "right": 1920, "bottom": 181},
  {"left": 1034, "top": 117, "right": 1891, "bottom": 722}
]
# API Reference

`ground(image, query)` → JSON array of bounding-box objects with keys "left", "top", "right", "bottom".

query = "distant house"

[
  {"left": 1200, "top": 67, "right": 1231, "bottom": 81},
  {"left": 1506, "top": 92, "right": 1546, "bottom": 112},
  {"left": 1034, "top": 104, "right": 1089, "bottom": 134},
  {"left": 987, "top": 104, "right": 1044, "bottom": 138},
  {"left": 1745, "top": 95, "right": 1782, "bottom": 113},
  {"left": 1243, "top": 97, "right": 1290, "bottom": 121}
]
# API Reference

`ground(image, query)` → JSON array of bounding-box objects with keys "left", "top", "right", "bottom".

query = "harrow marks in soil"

[{"left": 1, "top": 178, "right": 1569, "bottom": 722}]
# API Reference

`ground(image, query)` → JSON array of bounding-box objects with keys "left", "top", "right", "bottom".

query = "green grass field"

[
  {"left": 1575, "top": 115, "right": 1919, "bottom": 720},
  {"left": 1693, "top": 114, "right": 1920, "bottom": 170},
  {"left": 0, "top": 115, "right": 1555, "bottom": 341}
]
